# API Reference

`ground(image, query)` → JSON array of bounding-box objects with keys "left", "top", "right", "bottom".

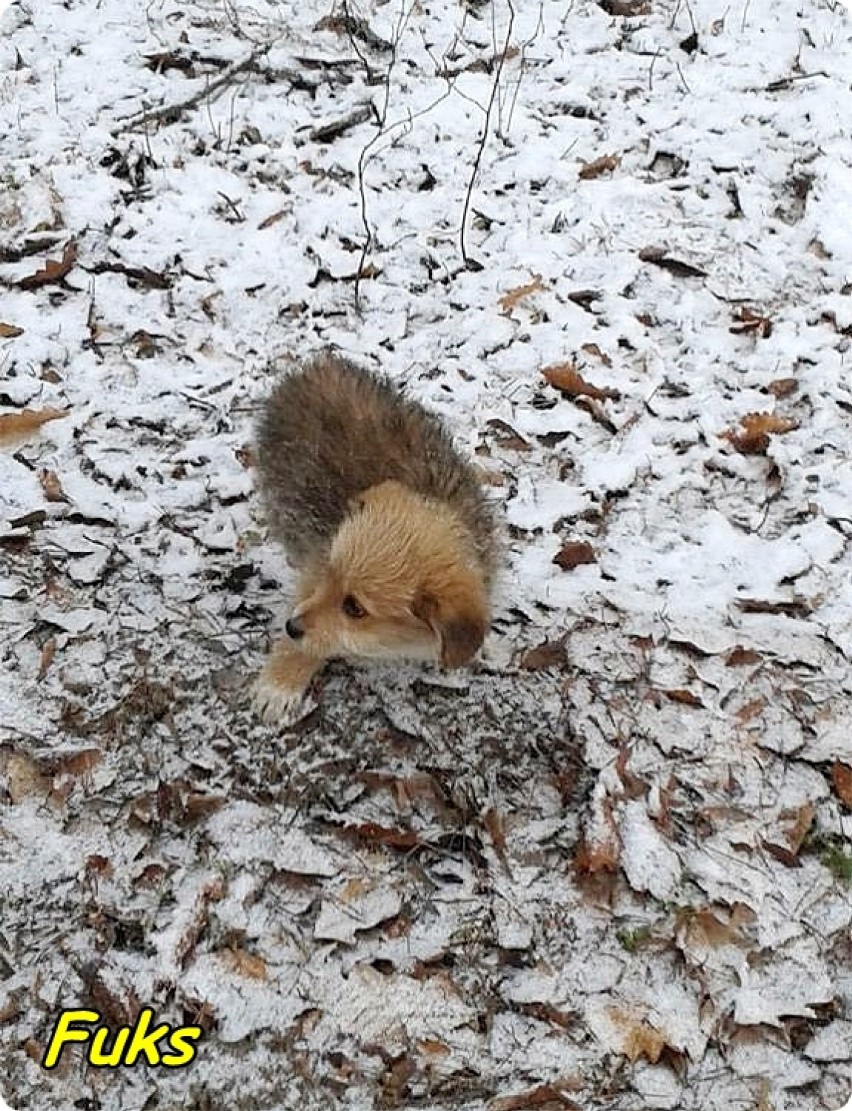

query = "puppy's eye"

[{"left": 342, "top": 594, "right": 367, "bottom": 619}]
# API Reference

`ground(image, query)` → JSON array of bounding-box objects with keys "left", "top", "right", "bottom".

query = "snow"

[
  {"left": 2, "top": 0, "right": 852, "bottom": 1107},
  {"left": 618, "top": 800, "right": 682, "bottom": 901}
]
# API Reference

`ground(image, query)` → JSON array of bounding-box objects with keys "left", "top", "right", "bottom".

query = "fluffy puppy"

[{"left": 253, "top": 353, "right": 497, "bottom": 721}]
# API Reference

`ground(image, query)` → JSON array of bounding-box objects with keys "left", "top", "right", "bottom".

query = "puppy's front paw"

[
  {"left": 252, "top": 674, "right": 314, "bottom": 725},
  {"left": 252, "top": 642, "right": 322, "bottom": 725}
]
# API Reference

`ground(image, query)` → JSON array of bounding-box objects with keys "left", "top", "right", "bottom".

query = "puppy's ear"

[{"left": 413, "top": 587, "right": 488, "bottom": 668}]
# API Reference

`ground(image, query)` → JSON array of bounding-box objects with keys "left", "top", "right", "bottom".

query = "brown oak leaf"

[
  {"left": 721, "top": 412, "right": 798, "bottom": 455},
  {"left": 543, "top": 363, "right": 620, "bottom": 401},
  {"left": 18, "top": 240, "right": 78, "bottom": 290}
]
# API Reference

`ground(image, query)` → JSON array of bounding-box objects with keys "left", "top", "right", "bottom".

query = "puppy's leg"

[{"left": 252, "top": 642, "right": 323, "bottom": 725}]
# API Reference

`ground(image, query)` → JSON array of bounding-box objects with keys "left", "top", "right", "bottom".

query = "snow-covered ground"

[{"left": 1, "top": 0, "right": 851, "bottom": 1107}]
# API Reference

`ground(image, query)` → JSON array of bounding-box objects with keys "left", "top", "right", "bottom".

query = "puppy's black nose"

[{"left": 285, "top": 616, "right": 304, "bottom": 641}]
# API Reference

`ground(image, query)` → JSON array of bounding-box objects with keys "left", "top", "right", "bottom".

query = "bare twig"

[
  {"left": 459, "top": 0, "right": 515, "bottom": 269},
  {"left": 85, "top": 259, "right": 172, "bottom": 289},
  {"left": 503, "top": 0, "right": 544, "bottom": 136},
  {"left": 113, "top": 44, "right": 280, "bottom": 135},
  {"left": 309, "top": 104, "right": 373, "bottom": 144},
  {"left": 216, "top": 192, "right": 245, "bottom": 223},
  {"left": 339, "top": 0, "right": 376, "bottom": 80},
  {"left": 353, "top": 0, "right": 411, "bottom": 309},
  {"left": 740, "top": 0, "right": 753, "bottom": 32},
  {"left": 765, "top": 71, "right": 828, "bottom": 91},
  {"left": 648, "top": 47, "right": 661, "bottom": 91}
]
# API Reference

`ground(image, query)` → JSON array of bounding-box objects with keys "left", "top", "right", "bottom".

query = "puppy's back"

[{"left": 256, "top": 353, "right": 494, "bottom": 572}]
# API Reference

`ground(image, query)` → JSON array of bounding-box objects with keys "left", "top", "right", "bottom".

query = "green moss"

[
  {"left": 821, "top": 844, "right": 852, "bottom": 883},
  {"left": 617, "top": 927, "right": 652, "bottom": 952}
]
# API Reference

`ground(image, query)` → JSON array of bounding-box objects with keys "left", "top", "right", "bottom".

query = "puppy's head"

[{"left": 287, "top": 482, "right": 489, "bottom": 666}]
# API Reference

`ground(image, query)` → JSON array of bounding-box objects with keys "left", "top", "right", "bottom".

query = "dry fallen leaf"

[
  {"left": 678, "top": 907, "right": 748, "bottom": 950},
  {"left": 721, "top": 412, "right": 799, "bottom": 455},
  {"left": 762, "top": 803, "right": 816, "bottom": 867},
  {"left": 785, "top": 802, "right": 815, "bottom": 854},
  {"left": 0, "top": 407, "right": 69, "bottom": 448},
  {"left": 17, "top": 239, "right": 78, "bottom": 290},
  {"left": 355, "top": 261, "right": 382, "bottom": 281},
  {"left": 133, "top": 863, "right": 168, "bottom": 889},
  {"left": 175, "top": 878, "right": 226, "bottom": 970},
  {"left": 553, "top": 541, "right": 597, "bottom": 571},
  {"left": 418, "top": 1038, "right": 450, "bottom": 1058},
  {"left": 4, "top": 752, "right": 51, "bottom": 803},
  {"left": 574, "top": 835, "right": 620, "bottom": 877},
  {"left": 736, "top": 697, "right": 766, "bottom": 724},
  {"left": 483, "top": 807, "right": 508, "bottom": 868},
  {"left": 85, "top": 854, "right": 112, "bottom": 878},
  {"left": 221, "top": 947, "right": 268, "bottom": 980},
  {"left": 39, "top": 468, "right": 69, "bottom": 503},
  {"left": 574, "top": 395, "right": 619, "bottom": 433},
  {"left": 499, "top": 275, "right": 548, "bottom": 314},
  {"left": 725, "top": 646, "right": 763, "bottom": 667},
  {"left": 608, "top": 1006, "right": 668, "bottom": 1064},
  {"left": 491, "top": 1082, "right": 581, "bottom": 1111},
  {"left": 730, "top": 305, "right": 773, "bottom": 338},
  {"left": 765, "top": 377, "right": 798, "bottom": 398},
  {"left": 23, "top": 1039, "right": 46, "bottom": 1065},
  {"left": 615, "top": 747, "right": 646, "bottom": 799},
  {"left": 342, "top": 822, "right": 421, "bottom": 850},
  {"left": 340, "top": 876, "right": 368, "bottom": 902},
  {"left": 358, "top": 770, "right": 449, "bottom": 818},
  {"left": 516, "top": 1002, "right": 576, "bottom": 1031},
  {"left": 574, "top": 801, "right": 620, "bottom": 876},
  {"left": 543, "top": 362, "right": 621, "bottom": 401},
  {"left": 258, "top": 209, "right": 289, "bottom": 230},
  {"left": 598, "top": 0, "right": 651, "bottom": 13},
  {"left": 761, "top": 840, "right": 801, "bottom": 868},
  {"left": 0, "top": 322, "right": 25, "bottom": 338},
  {"left": 519, "top": 639, "right": 567, "bottom": 670},
  {"left": 37, "top": 636, "right": 56, "bottom": 680},
  {"left": 664, "top": 688, "right": 704, "bottom": 708},
  {"left": 486, "top": 419, "right": 531, "bottom": 452},
  {"left": 580, "top": 342, "right": 612, "bottom": 367},
  {"left": 831, "top": 763, "right": 852, "bottom": 808},
  {"left": 130, "top": 781, "right": 224, "bottom": 827},
  {"left": 579, "top": 153, "right": 620, "bottom": 180},
  {"left": 48, "top": 748, "right": 102, "bottom": 778},
  {"left": 80, "top": 964, "right": 140, "bottom": 1028},
  {"left": 383, "top": 1055, "right": 416, "bottom": 1101},
  {"left": 182, "top": 792, "right": 227, "bottom": 824}
]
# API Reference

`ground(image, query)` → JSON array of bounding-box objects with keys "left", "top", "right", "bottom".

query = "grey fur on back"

[{"left": 255, "top": 353, "right": 496, "bottom": 574}]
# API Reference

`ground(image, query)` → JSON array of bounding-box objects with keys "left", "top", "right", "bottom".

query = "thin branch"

[
  {"left": 504, "top": 0, "right": 544, "bottom": 138},
  {"left": 459, "top": 0, "right": 515, "bottom": 269},
  {"left": 309, "top": 103, "right": 373, "bottom": 144},
  {"left": 353, "top": 0, "right": 410, "bottom": 309},
  {"left": 112, "top": 43, "right": 280, "bottom": 135}
]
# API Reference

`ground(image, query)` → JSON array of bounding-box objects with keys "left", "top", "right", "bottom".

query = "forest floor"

[{"left": 1, "top": 0, "right": 851, "bottom": 1108}]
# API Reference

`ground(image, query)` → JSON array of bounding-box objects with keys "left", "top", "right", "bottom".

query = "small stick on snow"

[
  {"left": 113, "top": 44, "right": 283, "bottom": 135},
  {"left": 308, "top": 104, "right": 373, "bottom": 145}
]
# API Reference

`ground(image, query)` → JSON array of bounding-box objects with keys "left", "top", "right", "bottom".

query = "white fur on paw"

[{"left": 251, "top": 676, "right": 315, "bottom": 726}]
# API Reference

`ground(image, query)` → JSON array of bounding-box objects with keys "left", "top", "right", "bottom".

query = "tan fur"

[{"left": 253, "top": 355, "right": 496, "bottom": 722}]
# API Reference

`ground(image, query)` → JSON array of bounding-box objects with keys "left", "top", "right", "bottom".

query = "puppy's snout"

[{"left": 285, "top": 616, "right": 305, "bottom": 641}]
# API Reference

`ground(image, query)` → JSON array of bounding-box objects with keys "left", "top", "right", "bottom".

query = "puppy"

[{"left": 253, "top": 353, "right": 497, "bottom": 722}]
